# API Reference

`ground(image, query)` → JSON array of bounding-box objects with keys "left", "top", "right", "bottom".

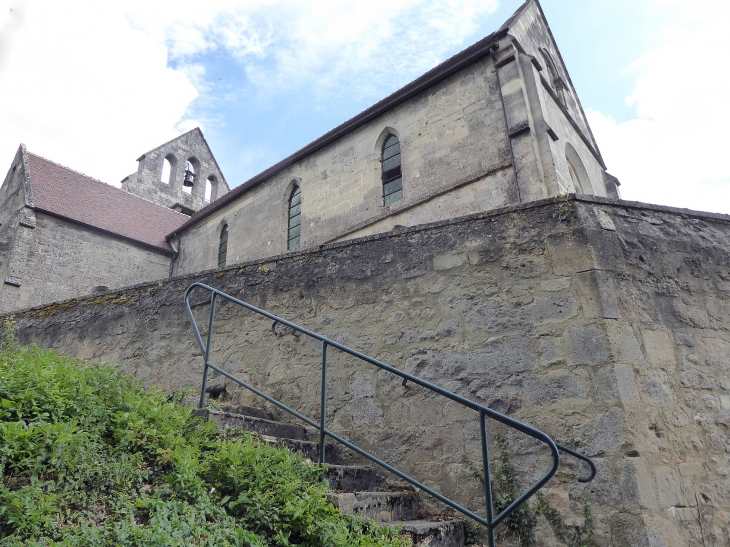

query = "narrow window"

[
  {"left": 287, "top": 186, "right": 301, "bottom": 250},
  {"left": 206, "top": 175, "right": 218, "bottom": 202},
  {"left": 161, "top": 157, "right": 172, "bottom": 184},
  {"left": 218, "top": 225, "right": 228, "bottom": 268},
  {"left": 161, "top": 154, "right": 177, "bottom": 184},
  {"left": 205, "top": 178, "right": 213, "bottom": 202},
  {"left": 381, "top": 135, "right": 403, "bottom": 205}
]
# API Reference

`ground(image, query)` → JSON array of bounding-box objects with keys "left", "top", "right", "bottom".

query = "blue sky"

[{"left": 1, "top": 0, "right": 729, "bottom": 213}]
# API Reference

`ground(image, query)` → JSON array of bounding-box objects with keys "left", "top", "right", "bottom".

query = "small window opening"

[
  {"left": 161, "top": 158, "right": 172, "bottom": 184},
  {"left": 205, "top": 177, "right": 214, "bottom": 202},
  {"left": 381, "top": 135, "right": 403, "bottom": 205},
  {"left": 288, "top": 186, "right": 301, "bottom": 250},
  {"left": 218, "top": 225, "right": 228, "bottom": 268},
  {"left": 161, "top": 154, "right": 177, "bottom": 184}
]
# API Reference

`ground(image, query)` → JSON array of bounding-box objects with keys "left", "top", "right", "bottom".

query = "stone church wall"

[
  {"left": 0, "top": 213, "right": 171, "bottom": 312},
  {"left": 5, "top": 196, "right": 730, "bottom": 546},
  {"left": 171, "top": 56, "right": 519, "bottom": 275}
]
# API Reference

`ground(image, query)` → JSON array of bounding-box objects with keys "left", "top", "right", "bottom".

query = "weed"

[{"left": 462, "top": 434, "right": 595, "bottom": 547}]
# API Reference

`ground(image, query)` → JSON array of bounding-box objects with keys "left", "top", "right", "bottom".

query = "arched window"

[
  {"left": 381, "top": 135, "right": 403, "bottom": 205},
  {"left": 287, "top": 186, "right": 301, "bottom": 250},
  {"left": 540, "top": 48, "right": 566, "bottom": 106},
  {"left": 218, "top": 225, "right": 228, "bottom": 268}
]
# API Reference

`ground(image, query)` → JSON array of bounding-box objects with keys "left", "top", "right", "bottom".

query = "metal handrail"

[{"left": 184, "top": 283, "right": 596, "bottom": 547}]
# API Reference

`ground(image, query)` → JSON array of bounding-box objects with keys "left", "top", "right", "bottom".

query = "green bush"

[{"left": 0, "top": 324, "right": 409, "bottom": 547}]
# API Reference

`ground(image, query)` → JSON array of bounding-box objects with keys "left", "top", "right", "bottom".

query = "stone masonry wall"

[
  {"left": 171, "top": 56, "right": 519, "bottom": 275},
  {"left": 121, "top": 129, "right": 228, "bottom": 213},
  {"left": 5, "top": 196, "right": 730, "bottom": 546},
  {"left": 0, "top": 213, "right": 171, "bottom": 313}
]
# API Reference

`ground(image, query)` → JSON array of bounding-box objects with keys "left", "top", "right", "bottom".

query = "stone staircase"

[{"left": 193, "top": 405, "right": 466, "bottom": 547}]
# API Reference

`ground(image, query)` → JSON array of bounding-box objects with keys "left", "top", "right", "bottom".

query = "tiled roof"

[{"left": 27, "top": 153, "right": 188, "bottom": 252}]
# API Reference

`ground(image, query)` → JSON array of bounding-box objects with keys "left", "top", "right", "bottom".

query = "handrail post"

[
  {"left": 319, "top": 341, "right": 328, "bottom": 471},
  {"left": 480, "top": 410, "right": 496, "bottom": 547},
  {"left": 199, "top": 292, "right": 218, "bottom": 409}
]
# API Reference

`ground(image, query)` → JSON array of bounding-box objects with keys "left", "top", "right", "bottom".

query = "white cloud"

[
  {"left": 0, "top": 0, "right": 198, "bottom": 185},
  {"left": 0, "top": 0, "right": 500, "bottom": 187},
  {"left": 125, "top": 0, "right": 499, "bottom": 100},
  {"left": 587, "top": 0, "right": 730, "bottom": 215}
]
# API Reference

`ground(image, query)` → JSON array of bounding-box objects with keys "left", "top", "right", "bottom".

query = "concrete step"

[
  {"left": 259, "top": 433, "right": 340, "bottom": 464},
  {"left": 194, "top": 408, "right": 308, "bottom": 440},
  {"left": 328, "top": 491, "right": 419, "bottom": 522},
  {"left": 325, "top": 465, "right": 381, "bottom": 492},
  {"left": 382, "top": 519, "right": 465, "bottom": 547}
]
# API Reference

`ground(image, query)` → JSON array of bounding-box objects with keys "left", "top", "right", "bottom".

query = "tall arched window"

[
  {"left": 218, "top": 225, "right": 228, "bottom": 268},
  {"left": 381, "top": 135, "right": 403, "bottom": 205},
  {"left": 287, "top": 186, "right": 301, "bottom": 250}
]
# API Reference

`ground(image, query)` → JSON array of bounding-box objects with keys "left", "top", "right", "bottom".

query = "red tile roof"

[{"left": 27, "top": 153, "right": 188, "bottom": 252}]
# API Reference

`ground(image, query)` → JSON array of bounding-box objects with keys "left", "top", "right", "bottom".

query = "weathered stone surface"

[{"left": 5, "top": 198, "right": 730, "bottom": 547}]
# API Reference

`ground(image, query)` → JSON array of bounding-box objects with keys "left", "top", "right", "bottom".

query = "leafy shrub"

[{"left": 0, "top": 324, "right": 409, "bottom": 547}]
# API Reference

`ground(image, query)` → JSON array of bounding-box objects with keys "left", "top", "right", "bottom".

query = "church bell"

[{"left": 183, "top": 168, "right": 195, "bottom": 187}]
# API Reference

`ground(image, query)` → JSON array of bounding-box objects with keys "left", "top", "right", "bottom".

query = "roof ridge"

[{"left": 27, "top": 151, "right": 190, "bottom": 218}]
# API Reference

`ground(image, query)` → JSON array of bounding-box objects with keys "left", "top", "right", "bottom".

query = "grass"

[{"left": 0, "top": 324, "right": 410, "bottom": 547}]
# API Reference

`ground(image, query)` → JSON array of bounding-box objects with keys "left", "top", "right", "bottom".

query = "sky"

[{"left": 1, "top": 0, "right": 729, "bottom": 214}]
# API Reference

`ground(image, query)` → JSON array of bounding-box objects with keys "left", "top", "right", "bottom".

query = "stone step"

[
  {"left": 325, "top": 465, "right": 381, "bottom": 492},
  {"left": 218, "top": 405, "right": 274, "bottom": 421},
  {"left": 382, "top": 519, "right": 465, "bottom": 547},
  {"left": 259, "top": 433, "right": 340, "bottom": 464},
  {"left": 194, "top": 408, "right": 308, "bottom": 440},
  {"left": 328, "top": 491, "right": 419, "bottom": 522}
]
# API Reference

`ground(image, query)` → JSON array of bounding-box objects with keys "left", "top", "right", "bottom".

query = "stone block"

[
  {"left": 624, "top": 459, "right": 658, "bottom": 509},
  {"left": 614, "top": 365, "right": 639, "bottom": 404},
  {"left": 642, "top": 329, "right": 677, "bottom": 367},
  {"left": 540, "top": 277, "right": 570, "bottom": 292},
  {"left": 594, "top": 209, "right": 616, "bottom": 231},
  {"left": 577, "top": 269, "right": 620, "bottom": 319},
  {"left": 568, "top": 328, "right": 610, "bottom": 365},
  {"left": 678, "top": 462, "right": 703, "bottom": 477},
  {"left": 433, "top": 253, "right": 468, "bottom": 271},
  {"left": 523, "top": 374, "right": 586, "bottom": 406},
  {"left": 606, "top": 322, "right": 645, "bottom": 363},
  {"left": 639, "top": 369, "right": 677, "bottom": 404},
  {"left": 547, "top": 231, "right": 594, "bottom": 276},
  {"left": 655, "top": 466, "right": 685, "bottom": 507}
]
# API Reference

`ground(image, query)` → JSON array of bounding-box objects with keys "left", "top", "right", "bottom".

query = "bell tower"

[{"left": 121, "top": 128, "right": 229, "bottom": 215}]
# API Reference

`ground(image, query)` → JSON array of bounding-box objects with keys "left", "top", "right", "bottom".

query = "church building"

[{"left": 0, "top": 0, "right": 619, "bottom": 313}]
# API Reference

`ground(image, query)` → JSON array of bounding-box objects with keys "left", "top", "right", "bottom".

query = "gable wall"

[{"left": 122, "top": 130, "right": 229, "bottom": 213}]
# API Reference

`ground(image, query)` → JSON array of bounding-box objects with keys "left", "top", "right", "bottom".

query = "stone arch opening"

[
  {"left": 183, "top": 157, "right": 200, "bottom": 194},
  {"left": 565, "top": 142, "right": 592, "bottom": 195},
  {"left": 161, "top": 154, "right": 177, "bottom": 185}
]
